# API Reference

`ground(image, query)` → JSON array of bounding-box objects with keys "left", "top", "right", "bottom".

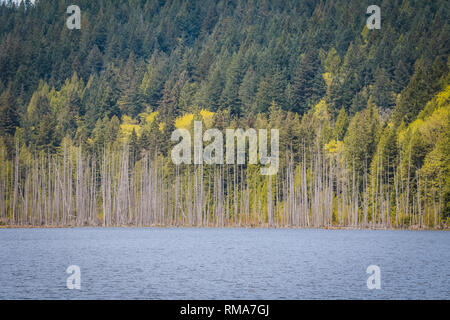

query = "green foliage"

[
  {"left": 335, "top": 107, "right": 349, "bottom": 140},
  {"left": 344, "top": 98, "right": 381, "bottom": 176},
  {"left": 0, "top": 0, "right": 449, "bottom": 226},
  {"left": 0, "top": 86, "right": 18, "bottom": 136},
  {"left": 290, "top": 50, "right": 326, "bottom": 114},
  {"left": 393, "top": 57, "right": 448, "bottom": 125}
]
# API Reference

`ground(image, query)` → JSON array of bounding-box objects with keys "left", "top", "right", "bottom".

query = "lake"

[{"left": 0, "top": 228, "right": 449, "bottom": 299}]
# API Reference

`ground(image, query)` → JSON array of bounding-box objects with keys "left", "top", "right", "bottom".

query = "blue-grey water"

[{"left": 0, "top": 228, "right": 449, "bottom": 299}]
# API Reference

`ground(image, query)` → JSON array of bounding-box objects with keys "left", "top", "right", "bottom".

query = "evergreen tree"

[
  {"left": 290, "top": 50, "right": 325, "bottom": 115},
  {"left": 372, "top": 68, "right": 395, "bottom": 110},
  {"left": 0, "top": 86, "right": 18, "bottom": 136},
  {"left": 220, "top": 53, "right": 245, "bottom": 115},
  {"left": 344, "top": 98, "right": 381, "bottom": 177},
  {"left": 335, "top": 106, "right": 349, "bottom": 140},
  {"left": 393, "top": 57, "right": 447, "bottom": 125}
]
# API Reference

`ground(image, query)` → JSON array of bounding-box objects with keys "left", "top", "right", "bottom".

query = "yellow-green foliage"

[
  {"left": 397, "top": 84, "right": 450, "bottom": 215},
  {"left": 175, "top": 113, "right": 194, "bottom": 129},
  {"left": 138, "top": 110, "right": 159, "bottom": 125},
  {"left": 200, "top": 109, "right": 214, "bottom": 128},
  {"left": 313, "top": 99, "right": 331, "bottom": 122},
  {"left": 322, "top": 72, "right": 332, "bottom": 88},
  {"left": 325, "top": 139, "right": 344, "bottom": 155},
  {"left": 175, "top": 109, "right": 215, "bottom": 129},
  {"left": 120, "top": 115, "right": 140, "bottom": 139},
  {"left": 398, "top": 85, "right": 449, "bottom": 150},
  {"left": 145, "top": 111, "right": 159, "bottom": 124},
  {"left": 311, "top": 99, "right": 334, "bottom": 146},
  {"left": 26, "top": 81, "right": 50, "bottom": 121}
]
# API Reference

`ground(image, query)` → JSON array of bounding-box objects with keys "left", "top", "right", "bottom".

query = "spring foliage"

[{"left": 0, "top": 0, "right": 448, "bottom": 227}]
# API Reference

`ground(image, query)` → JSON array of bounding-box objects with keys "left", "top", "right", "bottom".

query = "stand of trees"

[
  {"left": 0, "top": 0, "right": 448, "bottom": 228},
  {"left": 1, "top": 84, "right": 448, "bottom": 228}
]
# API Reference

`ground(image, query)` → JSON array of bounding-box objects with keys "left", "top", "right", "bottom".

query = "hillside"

[{"left": 0, "top": 0, "right": 448, "bottom": 227}]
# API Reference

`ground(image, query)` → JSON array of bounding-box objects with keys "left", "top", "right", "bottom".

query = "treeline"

[
  {"left": 0, "top": 0, "right": 449, "bottom": 227},
  {"left": 1, "top": 83, "right": 448, "bottom": 228}
]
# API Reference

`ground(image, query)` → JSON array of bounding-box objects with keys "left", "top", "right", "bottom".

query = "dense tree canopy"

[{"left": 0, "top": 0, "right": 448, "bottom": 227}]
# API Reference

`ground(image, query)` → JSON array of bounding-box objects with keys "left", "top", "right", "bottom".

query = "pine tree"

[
  {"left": 335, "top": 106, "right": 349, "bottom": 140},
  {"left": 344, "top": 98, "right": 381, "bottom": 177},
  {"left": 255, "top": 70, "right": 286, "bottom": 113},
  {"left": 290, "top": 50, "right": 325, "bottom": 114},
  {"left": 372, "top": 68, "right": 395, "bottom": 110},
  {"left": 220, "top": 54, "right": 245, "bottom": 115},
  {"left": 239, "top": 67, "right": 257, "bottom": 114},
  {"left": 0, "top": 86, "right": 18, "bottom": 136},
  {"left": 393, "top": 57, "right": 447, "bottom": 125},
  {"left": 84, "top": 45, "right": 104, "bottom": 76}
]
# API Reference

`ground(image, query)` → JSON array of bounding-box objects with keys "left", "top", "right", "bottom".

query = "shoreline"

[{"left": 1, "top": 224, "right": 448, "bottom": 231}]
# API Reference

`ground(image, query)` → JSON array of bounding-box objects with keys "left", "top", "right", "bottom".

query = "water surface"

[{"left": 1, "top": 228, "right": 448, "bottom": 299}]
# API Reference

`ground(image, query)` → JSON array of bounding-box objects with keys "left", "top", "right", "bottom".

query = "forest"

[{"left": 0, "top": 0, "right": 448, "bottom": 228}]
